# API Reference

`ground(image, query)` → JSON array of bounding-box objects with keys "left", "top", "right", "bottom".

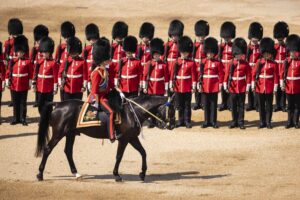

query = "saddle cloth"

[{"left": 76, "top": 102, "right": 121, "bottom": 128}]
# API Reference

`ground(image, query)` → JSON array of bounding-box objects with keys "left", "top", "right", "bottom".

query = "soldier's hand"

[
  {"left": 81, "top": 87, "right": 86, "bottom": 92},
  {"left": 170, "top": 88, "right": 174, "bottom": 92},
  {"left": 192, "top": 89, "right": 196, "bottom": 94},
  {"left": 53, "top": 89, "right": 58, "bottom": 95},
  {"left": 143, "top": 89, "right": 147, "bottom": 94}
]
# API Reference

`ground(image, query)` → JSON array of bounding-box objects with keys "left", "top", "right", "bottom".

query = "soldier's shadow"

[{"left": 1, "top": 116, "right": 40, "bottom": 124}]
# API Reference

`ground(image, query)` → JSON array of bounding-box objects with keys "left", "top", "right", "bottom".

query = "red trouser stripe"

[{"left": 100, "top": 99, "right": 114, "bottom": 139}]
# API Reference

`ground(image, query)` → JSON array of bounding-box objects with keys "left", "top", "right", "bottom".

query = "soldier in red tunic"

[
  {"left": 83, "top": 23, "right": 100, "bottom": 94},
  {"left": 200, "top": 37, "right": 224, "bottom": 128},
  {"left": 142, "top": 38, "right": 169, "bottom": 128},
  {"left": 224, "top": 38, "right": 252, "bottom": 129},
  {"left": 115, "top": 36, "right": 142, "bottom": 98},
  {"left": 170, "top": 36, "right": 196, "bottom": 128},
  {"left": 3, "top": 18, "right": 27, "bottom": 107},
  {"left": 218, "top": 21, "right": 236, "bottom": 111},
  {"left": 111, "top": 21, "right": 128, "bottom": 63},
  {"left": 31, "top": 24, "right": 49, "bottom": 107},
  {"left": 192, "top": 20, "right": 209, "bottom": 110},
  {"left": 246, "top": 22, "right": 263, "bottom": 111},
  {"left": 281, "top": 34, "right": 300, "bottom": 129},
  {"left": 56, "top": 21, "right": 76, "bottom": 101},
  {"left": 136, "top": 22, "right": 155, "bottom": 66},
  {"left": 88, "top": 38, "right": 121, "bottom": 142},
  {"left": 0, "top": 44, "right": 5, "bottom": 124},
  {"left": 59, "top": 37, "right": 88, "bottom": 100},
  {"left": 32, "top": 37, "right": 58, "bottom": 114},
  {"left": 252, "top": 38, "right": 279, "bottom": 129},
  {"left": 7, "top": 35, "right": 33, "bottom": 125},
  {"left": 273, "top": 21, "right": 289, "bottom": 112}
]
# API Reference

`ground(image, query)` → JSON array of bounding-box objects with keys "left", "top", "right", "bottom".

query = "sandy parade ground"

[{"left": 0, "top": 0, "right": 300, "bottom": 199}]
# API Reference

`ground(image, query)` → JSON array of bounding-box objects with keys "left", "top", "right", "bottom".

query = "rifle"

[
  {"left": 110, "top": 39, "right": 114, "bottom": 59},
  {"left": 61, "top": 59, "right": 69, "bottom": 88},
  {"left": 117, "top": 59, "right": 123, "bottom": 87},
  {"left": 8, "top": 59, "right": 15, "bottom": 87},
  {"left": 32, "top": 63, "right": 40, "bottom": 87},
  {"left": 83, "top": 41, "right": 88, "bottom": 61},
  {"left": 245, "top": 41, "right": 251, "bottom": 62},
  {"left": 192, "top": 39, "right": 196, "bottom": 60},
  {"left": 283, "top": 51, "right": 289, "bottom": 88},
  {"left": 136, "top": 42, "right": 143, "bottom": 60},
  {"left": 228, "top": 61, "right": 235, "bottom": 91},
  {"left": 199, "top": 62, "right": 205, "bottom": 90},
  {"left": 5, "top": 37, "right": 11, "bottom": 64},
  {"left": 255, "top": 60, "right": 263, "bottom": 83},
  {"left": 218, "top": 38, "right": 223, "bottom": 61},
  {"left": 31, "top": 41, "right": 37, "bottom": 64},
  {"left": 56, "top": 36, "right": 62, "bottom": 64},
  {"left": 164, "top": 38, "right": 170, "bottom": 62},
  {"left": 145, "top": 62, "right": 153, "bottom": 90},
  {"left": 172, "top": 61, "right": 179, "bottom": 87}
]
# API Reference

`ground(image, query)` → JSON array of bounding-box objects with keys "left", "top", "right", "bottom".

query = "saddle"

[{"left": 76, "top": 102, "right": 121, "bottom": 128}]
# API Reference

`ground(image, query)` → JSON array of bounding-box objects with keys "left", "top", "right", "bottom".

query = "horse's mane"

[{"left": 131, "top": 94, "right": 167, "bottom": 104}]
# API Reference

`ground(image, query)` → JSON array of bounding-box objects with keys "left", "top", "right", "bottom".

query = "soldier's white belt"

[
  {"left": 38, "top": 74, "right": 54, "bottom": 79},
  {"left": 86, "top": 60, "right": 93, "bottom": 63},
  {"left": 141, "top": 62, "right": 147, "bottom": 66},
  {"left": 149, "top": 77, "right": 165, "bottom": 81},
  {"left": 176, "top": 75, "right": 191, "bottom": 80},
  {"left": 121, "top": 74, "right": 138, "bottom": 79},
  {"left": 259, "top": 75, "right": 273, "bottom": 79},
  {"left": 203, "top": 75, "right": 218, "bottom": 78},
  {"left": 66, "top": 74, "right": 83, "bottom": 78},
  {"left": 287, "top": 76, "right": 300, "bottom": 80},
  {"left": 167, "top": 58, "right": 177, "bottom": 62},
  {"left": 249, "top": 63, "right": 256, "bottom": 67},
  {"left": 221, "top": 59, "right": 232, "bottom": 63},
  {"left": 232, "top": 76, "right": 246, "bottom": 80},
  {"left": 111, "top": 59, "right": 119, "bottom": 63},
  {"left": 12, "top": 73, "right": 28, "bottom": 77},
  {"left": 9, "top": 56, "right": 17, "bottom": 60},
  {"left": 194, "top": 58, "right": 203, "bottom": 63},
  {"left": 275, "top": 60, "right": 284, "bottom": 64}
]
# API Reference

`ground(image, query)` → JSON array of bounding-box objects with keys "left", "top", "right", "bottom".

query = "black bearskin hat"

[
  {"left": 194, "top": 20, "right": 209, "bottom": 37},
  {"left": 123, "top": 36, "right": 137, "bottom": 53},
  {"left": 178, "top": 36, "right": 193, "bottom": 53},
  {"left": 39, "top": 37, "right": 55, "bottom": 54},
  {"left": 168, "top": 19, "right": 184, "bottom": 37},
  {"left": 61, "top": 21, "right": 76, "bottom": 38},
  {"left": 67, "top": 36, "right": 82, "bottom": 55},
  {"left": 14, "top": 35, "right": 28, "bottom": 53},
  {"left": 92, "top": 37, "right": 111, "bottom": 65},
  {"left": 248, "top": 22, "right": 263, "bottom": 40},
  {"left": 150, "top": 38, "right": 164, "bottom": 56},
  {"left": 139, "top": 22, "right": 155, "bottom": 40},
  {"left": 33, "top": 24, "right": 49, "bottom": 42},
  {"left": 204, "top": 37, "right": 218, "bottom": 55},
  {"left": 232, "top": 37, "right": 247, "bottom": 56},
  {"left": 8, "top": 18, "right": 23, "bottom": 35},
  {"left": 285, "top": 34, "right": 300, "bottom": 52},
  {"left": 220, "top": 21, "right": 236, "bottom": 39},
  {"left": 112, "top": 21, "right": 128, "bottom": 39},
  {"left": 260, "top": 37, "right": 275, "bottom": 55},
  {"left": 85, "top": 23, "right": 100, "bottom": 41},
  {"left": 273, "top": 21, "right": 289, "bottom": 39}
]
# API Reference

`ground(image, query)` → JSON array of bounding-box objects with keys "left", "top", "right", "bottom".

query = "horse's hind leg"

[
  {"left": 113, "top": 139, "right": 128, "bottom": 182},
  {"left": 37, "top": 131, "right": 63, "bottom": 181},
  {"left": 64, "top": 134, "right": 81, "bottom": 179},
  {"left": 129, "top": 136, "right": 147, "bottom": 181}
]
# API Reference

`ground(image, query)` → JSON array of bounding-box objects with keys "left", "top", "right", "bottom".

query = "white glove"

[
  {"left": 58, "top": 78, "right": 62, "bottom": 86},
  {"left": 219, "top": 84, "right": 222, "bottom": 91},
  {"left": 5, "top": 79, "right": 9, "bottom": 86},
  {"left": 246, "top": 84, "right": 251, "bottom": 92},
  {"left": 92, "top": 102, "right": 99, "bottom": 109},
  {"left": 2, "top": 81, "right": 5, "bottom": 90},
  {"left": 119, "top": 91, "right": 125, "bottom": 99},
  {"left": 274, "top": 84, "right": 278, "bottom": 93},
  {"left": 223, "top": 82, "right": 227, "bottom": 91},
  {"left": 29, "top": 80, "right": 32, "bottom": 88},
  {"left": 87, "top": 82, "right": 91, "bottom": 91},
  {"left": 251, "top": 81, "right": 255, "bottom": 90}
]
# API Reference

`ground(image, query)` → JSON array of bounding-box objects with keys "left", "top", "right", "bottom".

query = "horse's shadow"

[{"left": 54, "top": 171, "right": 230, "bottom": 183}]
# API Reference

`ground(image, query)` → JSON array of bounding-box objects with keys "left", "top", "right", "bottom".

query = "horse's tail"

[{"left": 35, "top": 102, "right": 55, "bottom": 157}]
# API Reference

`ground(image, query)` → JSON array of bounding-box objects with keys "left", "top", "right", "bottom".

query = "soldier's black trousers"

[
  {"left": 175, "top": 92, "right": 192, "bottom": 123},
  {"left": 12, "top": 90, "right": 28, "bottom": 122},
  {"left": 220, "top": 86, "right": 230, "bottom": 109},
  {"left": 247, "top": 88, "right": 258, "bottom": 109},
  {"left": 60, "top": 89, "right": 65, "bottom": 101},
  {"left": 64, "top": 92, "right": 83, "bottom": 101},
  {"left": 286, "top": 94, "right": 300, "bottom": 125},
  {"left": 275, "top": 86, "right": 286, "bottom": 110},
  {"left": 257, "top": 93, "right": 273, "bottom": 125},
  {"left": 194, "top": 91, "right": 202, "bottom": 107},
  {"left": 37, "top": 92, "right": 54, "bottom": 114},
  {"left": 230, "top": 93, "right": 246, "bottom": 125},
  {"left": 202, "top": 92, "right": 218, "bottom": 125}
]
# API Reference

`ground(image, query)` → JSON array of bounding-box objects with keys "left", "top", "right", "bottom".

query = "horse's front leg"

[
  {"left": 113, "top": 139, "right": 128, "bottom": 182},
  {"left": 129, "top": 136, "right": 147, "bottom": 181}
]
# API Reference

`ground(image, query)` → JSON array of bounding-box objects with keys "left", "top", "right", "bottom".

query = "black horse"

[{"left": 35, "top": 90, "right": 175, "bottom": 182}]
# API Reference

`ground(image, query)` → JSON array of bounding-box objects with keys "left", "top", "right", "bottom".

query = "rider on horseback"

[{"left": 88, "top": 38, "right": 121, "bottom": 142}]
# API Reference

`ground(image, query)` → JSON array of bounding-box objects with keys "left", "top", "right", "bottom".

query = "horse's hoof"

[
  {"left": 74, "top": 173, "right": 83, "bottom": 180},
  {"left": 36, "top": 173, "right": 43, "bottom": 181},
  {"left": 139, "top": 172, "right": 146, "bottom": 181},
  {"left": 115, "top": 176, "right": 123, "bottom": 182}
]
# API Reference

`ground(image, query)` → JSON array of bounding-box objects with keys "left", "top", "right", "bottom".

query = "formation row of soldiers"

[{"left": 0, "top": 18, "right": 299, "bottom": 129}]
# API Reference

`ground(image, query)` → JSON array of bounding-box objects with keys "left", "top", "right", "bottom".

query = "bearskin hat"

[
  {"left": 39, "top": 37, "right": 55, "bottom": 54},
  {"left": 248, "top": 22, "right": 263, "bottom": 40},
  {"left": 232, "top": 37, "right": 247, "bottom": 56},
  {"left": 220, "top": 21, "right": 236, "bottom": 39},
  {"left": 139, "top": 22, "right": 155, "bottom": 40},
  {"left": 178, "top": 36, "right": 193, "bottom": 53},
  {"left": 194, "top": 20, "right": 209, "bottom": 37},
  {"left": 85, "top": 23, "right": 100, "bottom": 41},
  {"left": 92, "top": 37, "right": 111, "bottom": 65},
  {"left": 260, "top": 37, "right": 275, "bottom": 55},
  {"left": 33, "top": 24, "right": 49, "bottom": 42},
  {"left": 14, "top": 35, "right": 28, "bottom": 53},
  {"left": 150, "top": 38, "right": 164, "bottom": 56},
  {"left": 204, "top": 37, "right": 218, "bottom": 55},
  {"left": 67, "top": 36, "right": 82, "bottom": 55},
  {"left": 8, "top": 18, "right": 23, "bottom": 35},
  {"left": 285, "top": 34, "right": 300, "bottom": 52},
  {"left": 273, "top": 21, "right": 289, "bottom": 39},
  {"left": 61, "top": 21, "right": 76, "bottom": 38},
  {"left": 168, "top": 19, "right": 184, "bottom": 37},
  {"left": 123, "top": 36, "right": 137, "bottom": 53},
  {"left": 112, "top": 21, "right": 128, "bottom": 39}
]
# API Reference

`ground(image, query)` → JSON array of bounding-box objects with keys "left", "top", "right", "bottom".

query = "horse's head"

[{"left": 155, "top": 94, "right": 176, "bottom": 130}]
